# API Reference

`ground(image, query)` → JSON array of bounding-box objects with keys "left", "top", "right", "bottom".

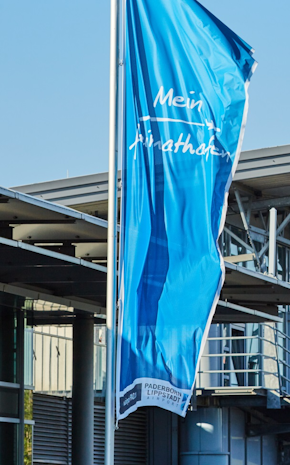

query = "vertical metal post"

[
  {"left": 105, "top": 0, "right": 119, "bottom": 462},
  {"left": 273, "top": 325, "right": 283, "bottom": 395},
  {"left": 258, "top": 212, "right": 290, "bottom": 259},
  {"left": 17, "top": 309, "right": 25, "bottom": 465},
  {"left": 72, "top": 315, "right": 94, "bottom": 465},
  {"left": 268, "top": 207, "right": 277, "bottom": 277},
  {"left": 259, "top": 324, "right": 264, "bottom": 388}
]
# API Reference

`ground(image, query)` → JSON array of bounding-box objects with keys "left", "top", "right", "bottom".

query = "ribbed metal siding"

[
  {"left": 93, "top": 404, "right": 148, "bottom": 465},
  {"left": 33, "top": 394, "right": 70, "bottom": 465},
  {"left": 115, "top": 408, "right": 147, "bottom": 465},
  {"left": 33, "top": 395, "right": 148, "bottom": 465},
  {"left": 94, "top": 405, "right": 105, "bottom": 464},
  {"left": 68, "top": 401, "right": 72, "bottom": 464}
]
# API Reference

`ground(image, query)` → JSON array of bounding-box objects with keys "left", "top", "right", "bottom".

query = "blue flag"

[{"left": 116, "top": 0, "right": 256, "bottom": 420}]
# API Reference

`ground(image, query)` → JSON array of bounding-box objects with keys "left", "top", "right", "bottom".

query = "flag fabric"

[{"left": 116, "top": 0, "right": 256, "bottom": 420}]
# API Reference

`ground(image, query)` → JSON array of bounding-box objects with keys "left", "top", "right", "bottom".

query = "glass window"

[
  {"left": 0, "top": 422, "right": 18, "bottom": 465},
  {"left": 0, "top": 309, "right": 17, "bottom": 383},
  {"left": 0, "top": 387, "right": 19, "bottom": 418}
]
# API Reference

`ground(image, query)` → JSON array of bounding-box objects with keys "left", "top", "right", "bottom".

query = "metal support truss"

[
  {"left": 234, "top": 188, "right": 261, "bottom": 271},
  {"left": 259, "top": 212, "right": 290, "bottom": 258},
  {"left": 223, "top": 226, "right": 255, "bottom": 253}
]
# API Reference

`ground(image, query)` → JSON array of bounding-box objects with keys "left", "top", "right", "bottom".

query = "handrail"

[
  {"left": 202, "top": 352, "right": 277, "bottom": 361},
  {"left": 197, "top": 322, "right": 290, "bottom": 396},
  {"left": 263, "top": 323, "right": 286, "bottom": 337},
  {"left": 206, "top": 335, "right": 256, "bottom": 341},
  {"left": 203, "top": 352, "right": 260, "bottom": 357},
  {"left": 276, "top": 342, "right": 290, "bottom": 356},
  {"left": 280, "top": 374, "right": 290, "bottom": 384},
  {"left": 199, "top": 369, "right": 278, "bottom": 376},
  {"left": 279, "top": 359, "right": 290, "bottom": 370}
]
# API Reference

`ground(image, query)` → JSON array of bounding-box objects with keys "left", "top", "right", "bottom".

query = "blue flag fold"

[{"left": 116, "top": 0, "right": 256, "bottom": 420}]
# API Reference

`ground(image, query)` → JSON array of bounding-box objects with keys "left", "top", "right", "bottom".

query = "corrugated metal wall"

[
  {"left": 33, "top": 394, "right": 148, "bottom": 465},
  {"left": 115, "top": 407, "right": 147, "bottom": 464},
  {"left": 33, "top": 395, "right": 70, "bottom": 465}
]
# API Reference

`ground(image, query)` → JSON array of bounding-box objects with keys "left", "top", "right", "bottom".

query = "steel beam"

[
  {"left": 223, "top": 226, "right": 254, "bottom": 252},
  {"left": 0, "top": 266, "right": 106, "bottom": 284},
  {"left": 229, "top": 196, "right": 290, "bottom": 214},
  {"left": 0, "top": 281, "right": 106, "bottom": 315},
  {"left": 224, "top": 253, "right": 255, "bottom": 264},
  {"left": 234, "top": 189, "right": 261, "bottom": 270}
]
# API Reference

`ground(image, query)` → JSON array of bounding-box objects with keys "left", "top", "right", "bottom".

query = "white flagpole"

[{"left": 105, "top": 0, "right": 119, "bottom": 462}]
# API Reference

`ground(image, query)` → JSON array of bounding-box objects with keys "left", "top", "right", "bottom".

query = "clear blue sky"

[{"left": 0, "top": 0, "right": 289, "bottom": 187}]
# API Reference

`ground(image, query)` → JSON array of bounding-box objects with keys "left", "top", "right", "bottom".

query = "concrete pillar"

[{"left": 72, "top": 315, "right": 94, "bottom": 465}]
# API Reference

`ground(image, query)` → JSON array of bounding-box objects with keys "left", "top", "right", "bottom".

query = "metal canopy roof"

[
  {"left": 223, "top": 262, "right": 290, "bottom": 306},
  {"left": 13, "top": 171, "right": 122, "bottom": 219},
  {"left": 0, "top": 185, "right": 287, "bottom": 324},
  {"left": 0, "top": 186, "right": 108, "bottom": 242},
  {"left": 228, "top": 145, "right": 290, "bottom": 214},
  {"left": 0, "top": 239, "right": 107, "bottom": 314},
  {"left": 0, "top": 186, "right": 108, "bottom": 315},
  {"left": 214, "top": 300, "right": 282, "bottom": 324},
  {"left": 234, "top": 144, "right": 290, "bottom": 183}
]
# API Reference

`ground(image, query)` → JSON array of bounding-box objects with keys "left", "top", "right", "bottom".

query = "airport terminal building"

[{"left": 1, "top": 144, "right": 290, "bottom": 464}]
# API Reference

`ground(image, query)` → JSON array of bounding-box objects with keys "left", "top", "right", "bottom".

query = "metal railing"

[
  {"left": 28, "top": 318, "right": 290, "bottom": 398},
  {"left": 32, "top": 326, "right": 106, "bottom": 395},
  {"left": 197, "top": 323, "right": 290, "bottom": 396}
]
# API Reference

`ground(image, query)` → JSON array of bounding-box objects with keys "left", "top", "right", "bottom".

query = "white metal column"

[
  {"left": 268, "top": 207, "right": 277, "bottom": 276},
  {"left": 105, "top": 0, "right": 119, "bottom": 462}
]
